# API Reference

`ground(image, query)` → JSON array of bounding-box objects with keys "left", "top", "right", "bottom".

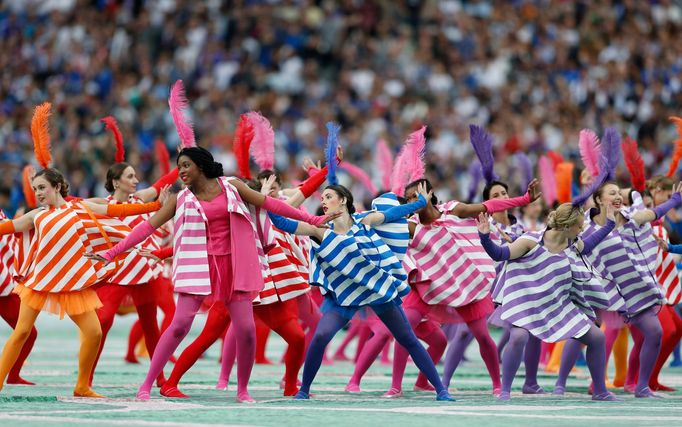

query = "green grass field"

[{"left": 1, "top": 314, "right": 681, "bottom": 427}]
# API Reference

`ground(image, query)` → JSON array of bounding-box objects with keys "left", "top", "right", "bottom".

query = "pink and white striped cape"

[
  {"left": 0, "top": 210, "right": 15, "bottom": 297},
  {"left": 407, "top": 201, "right": 497, "bottom": 308},
  {"left": 654, "top": 221, "right": 682, "bottom": 305},
  {"left": 105, "top": 195, "right": 162, "bottom": 285},
  {"left": 172, "top": 177, "right": 274, "bottom": 295}
]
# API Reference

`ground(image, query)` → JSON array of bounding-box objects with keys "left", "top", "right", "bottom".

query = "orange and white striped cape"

[
  {"left": 654, "top": 222, "right": 682, "bottom": 305},
  {"left": 14, "top": 201, "right": 131, "bottom": 293},
  {"left": 105, "top": 195, "right": 162, "bottom": 285},
  {"left": 0, "top": 210, "right": 16, "bottom": 297}
]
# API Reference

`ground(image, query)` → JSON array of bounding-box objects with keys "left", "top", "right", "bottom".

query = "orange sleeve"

[
  {"left": 0, "top": 220, "right": 16, "bottom": 236},
  {"left": 107, "top": 200, "right": 161, "bottom": 217}
]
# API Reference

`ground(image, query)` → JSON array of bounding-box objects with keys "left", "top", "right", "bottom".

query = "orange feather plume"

[
  {"left": 22, "top": 165, "right": 37, "bottom": 209},
  {"left": 555, "top": 162, "right": 574, "bottom": 204},
  {"left": 667, "top": 116, "right": 682, "bottom": 177},
  {"left": 31, "top": 102, "right": 52, "bottom": 169}
]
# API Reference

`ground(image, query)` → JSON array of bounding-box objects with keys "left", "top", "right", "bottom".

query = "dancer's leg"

[
  {"left": 554, "top": 339, "right": 583, "bottom": 391},
  {"left": 69, "top": 310, "right": 104, "bottom": 397},
  {"left": 225, "top": 297, "right": 256, "bottom": 401},
  {"left": 466, "top": 317, "right": 501, "bottom": 391},
  {"left": 1, "top": 295, "right": 37, "bottom": 385},
  {"left": 628, "top": 307, "right": 663, "bottom": 396},
  {"left": 0, "top": 302, "right": 40, "bottom": 391},
  {"left": 413, "top": 321, "right": 447, "bottom": 390},
  {"left": 270, "top": 318, "right": 306, "bottom": 396},
  {"left": 499, "top": 327, "right": 529, "bottom": 400},
  {"left": 387, "top": 308, "right": 423, "bottom": 392},
  {"left": 347, "top": 321, "right": 391, "bottom": 391},
  {"left": 137, "top": 294, "right": 204, "bottom": 398},
  {"left": 522, "top": 335, "right": 543, "bottom": 393},
  {"left": 575, "top": 325, "right": 610, "bottom": 399},
  {"left": 255, "top": 320, "right": 272, "bottom": 364},
  {"left": 650, "top": 305, "right": 682, "bottom": 390},
  {"left": 90, "top": 285, "right": 127, "bottom": 383}
]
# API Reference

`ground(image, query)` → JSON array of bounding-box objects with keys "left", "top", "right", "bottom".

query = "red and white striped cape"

[
  {"left": 407, "top": 200, "right": 497, "bottom": 308},
  {"left": 0, "top": 210, "right": 15, "bottom": 297},
  {"left": 105, "top": 195, "right": 162, "bottom": 285},
  {"left": 14, "top": 202, "right": 131, "bottom": 293},
  {"left": 258, "top": 227, "right": 310, "bottom": 305},
  {"left": 654, "top": 221, "right": 682, "bottom": 305}
]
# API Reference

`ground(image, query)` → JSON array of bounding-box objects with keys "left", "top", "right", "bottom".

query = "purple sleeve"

[
  {"left": 580, "top": 219, "right": 615, "bottom": 255},
  {"left": 653, "top": 193, "right": 682, "bottom": 220},
  {"left": 479, "top": 232, "right": 510, "bottom": 261}
]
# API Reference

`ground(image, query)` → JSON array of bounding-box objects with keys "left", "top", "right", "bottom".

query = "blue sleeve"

[
  {"left": 667, "top": 243, "right": 682, "bottom": 255},
  {"left": 381, "top": 194, "right": 427, "bottom": 223},
  {"left": 268, "top": 213, "right": 299, "bottom": 234},
  {"left": 479, "top": 232, "right": 510, "bottom": 261}
]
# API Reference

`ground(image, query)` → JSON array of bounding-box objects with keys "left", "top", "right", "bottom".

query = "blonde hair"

[{"left": 547, "top": 203, "right": 583, "bottom": 230}]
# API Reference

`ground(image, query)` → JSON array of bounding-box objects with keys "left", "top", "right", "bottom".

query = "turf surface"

[{"left": 1, "top": 314, "right": 681, "bottom": 427}]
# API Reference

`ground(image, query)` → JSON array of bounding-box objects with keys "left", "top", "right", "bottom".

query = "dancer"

[
  {"left": 88, "top": 146, "right": 332, "bottom": 401},
  {"left": 557, "top": 181, "right": 682, "bottom": 398},
  {"left": 90, "top": 117, "right": 180, "bottom": 384},
  {"left": 0, "top": 167, "right": 164, "bottom": 397},
  {"left": 270, "top": 182, "right": 453, "bottom": 401},
  {"left": 480, "top": 202, "right": 618, "bottom": 401}
]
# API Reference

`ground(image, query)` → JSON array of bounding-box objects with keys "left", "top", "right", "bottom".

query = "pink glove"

[
  {"left": 262, "top": 196, "right": 329, "bottom": 226},
  {"left": 482, "top": 193, "right": 531, "bottom": 214},
  {"left": 102, "top": 220, "right": 155, "bottom": 262}
]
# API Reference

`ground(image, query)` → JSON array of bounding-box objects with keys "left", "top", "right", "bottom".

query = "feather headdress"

[
  {"left": 340, "top": 163, "right": 378, "bottom": 195},
  {"left": 555, "top": 162, "right": 574, "bottom": 204},
  {"left": 233, "top": 114, "right": 254, "bottom": 179},
  {"left": 155, "top": 139, "right": 171, "bottom": 176},
  {"left": 469, "top": 124, "right": 499, "bottom": 183},
  {"left": 246, "top": 112, "right": 275, "bottom": 171},
  {"left": 22, "top": 165, "right": 37, "bottom": 209},
  {"left": 667, "top": 116, "right": 682, "bottom": 177},
  {"left": 515, "top": 152, "right": 534, "bottom": 190},
  {"left": 391, "top": 126, "right": 427, "bottom": 196},
  {"left": 619, "top": 137, "right": 645, "bottom": 193},
  {"left": 376, "top": 139, "right": 393, "bottom": 191},
  {"left": 599, "top": 127, "right": 622, "bottom": 181},
  {"left": 101, "top": 116, "right": 125, "bottom": 163},
  {"left": 168, "top": 80, "right": 196, "bottom": 148},
  {"left": 467, "top": 161, "right": 483, "bottom": 202},
  {"left": 325, "top": 122, "right": 341, "bottom": 186},
  {"left": 539, "top": 155, "right": 557, "bottom": 207},
  {"left": 31, "top": 102, "right": 52, "bottom": 169},
  {"left": 579, "top": 129, "right": 601, "bottom": 177}
]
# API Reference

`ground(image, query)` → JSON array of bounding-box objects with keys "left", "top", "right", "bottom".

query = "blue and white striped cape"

[{"left": 309, "top": 193, "right": 411, "bottom": 307}]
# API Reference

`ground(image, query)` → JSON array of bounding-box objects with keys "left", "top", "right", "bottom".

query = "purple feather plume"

[
  {"left": 469, "top": 124, "right": 499, "bottom": 184},
  {"left": 515, "top": 152, "right": 533, "bottom": 190},
  {"left": 598, "top": 127, "right": 622, "bottom": 181},
  {"left": 467, "top": 161, "right": 483, "bottom": 202}
]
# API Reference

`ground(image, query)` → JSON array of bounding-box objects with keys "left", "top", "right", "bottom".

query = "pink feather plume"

[
  {"left": 168, "top": 80, "right": 196, "bottom": 148},
  {"left": 246, "top": 111, "right": 275, "bottom": 171},
  {"left": 579, "top": 128, "right": 601, "bottom": 177},
  {"left": 376, "top": 139, "right": 393, "bottom": 191},
  {"left": 340, "top": 163, "right": 378, "bottom": 195},
  {"left": 391, "top": 126, "right": 427, "bottom": 196},
  {"left": 539, "top": 155, "right": 558, "bottom": 206}
]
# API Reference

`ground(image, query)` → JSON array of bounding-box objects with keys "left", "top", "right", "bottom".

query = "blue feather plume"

[{"left": 325, "top": 122, "right": 341, "bottom": 185}]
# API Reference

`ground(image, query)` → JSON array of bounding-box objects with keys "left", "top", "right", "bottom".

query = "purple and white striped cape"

[
  {"left": 492, "top": 232, "right": 593, "bottom": 342},
  {"left": 583, "top": 193, "right": 664, "bottom": 317}
]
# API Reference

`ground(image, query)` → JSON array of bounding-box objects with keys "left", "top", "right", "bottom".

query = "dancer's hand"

[
  {"left": 302, "top": 157, "right": 322, "bottom": 173},
  {"left": 526, "top": 179, "right": 542, "bottom": 202},
  {"left": 138, "top": 248, "right": 161, "bottom": 262},
  {"left": 310, "top": 211, "right": 343, "bottom": 226},
  {"left": 84, "top": 252, "right": 110, "bottom": 264},
  {"left": 654, "top": 234, "right": 669, "bottom": 252},
  {"left": 605, "top": 203, "right": 619, "bottom": 222},
  {"left": 260, "top": 175, "right": 277, "bottom": 196},
  {"left": 158, "top": 185, "right": 171, "bottom": 206},
  {"left": 476, "top": 212, "right": 491, "bottom": 234},
  {"left": 416, "top": 182, "right": 433, "bottom": 204}
]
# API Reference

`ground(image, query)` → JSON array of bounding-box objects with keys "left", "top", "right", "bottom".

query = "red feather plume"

[
  {"left": 101, "top": 116, "right": 125, "bottom": 163},
  {"left": 233, "top": 114, "right": 255, "bottom": 179},
  {"left": 622, "top": 137, "right": 646, "bottom": 192},
  {"left": 155, "top": 139, "right": 171, "bottom": 175}
]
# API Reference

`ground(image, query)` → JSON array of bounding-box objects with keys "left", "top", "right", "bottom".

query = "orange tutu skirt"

[{"left": 14, "top": 284, "right": 103, "bottom": 319}]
